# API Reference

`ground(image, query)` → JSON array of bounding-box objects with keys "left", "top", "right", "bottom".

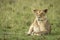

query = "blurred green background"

[{"left": 0, "top": 0, "right": 60, "bottom": 40}]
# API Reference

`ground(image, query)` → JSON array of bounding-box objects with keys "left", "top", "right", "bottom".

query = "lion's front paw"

[
  {"left": 27, "top": 32, "right": 31, "bottom": 36},
  {"left": 27, "top": 33, "right": 31, "bottom": 36}
]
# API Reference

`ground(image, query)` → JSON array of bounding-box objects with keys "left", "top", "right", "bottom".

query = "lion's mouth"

[{"left": 38, "top": 18, "right": 43, "bottom": 21}]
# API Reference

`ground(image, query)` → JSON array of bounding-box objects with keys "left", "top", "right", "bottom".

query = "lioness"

[{"left": 27, "top": 9, "right": 51, "bottom": 36}]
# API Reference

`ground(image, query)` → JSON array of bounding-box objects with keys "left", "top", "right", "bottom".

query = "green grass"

[{"left": 0, "top": 0, "right": 60, "bottom": 40}]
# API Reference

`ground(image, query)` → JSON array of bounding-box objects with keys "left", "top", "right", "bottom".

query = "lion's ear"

[
  {"left": 33, "top": 9, "right": 38, "bottom": 13},
  {"left": 43, "top": 9, "right": 48, "bottom": 13}
]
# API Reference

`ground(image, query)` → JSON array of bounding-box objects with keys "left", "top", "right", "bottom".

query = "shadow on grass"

[{"left": 50, "top": 32, "right": 60, "bottom": 35}]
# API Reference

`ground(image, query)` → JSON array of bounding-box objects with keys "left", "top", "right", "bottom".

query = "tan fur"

[{"left": 27, "top": 9, "right": 51, "bottom": 36}]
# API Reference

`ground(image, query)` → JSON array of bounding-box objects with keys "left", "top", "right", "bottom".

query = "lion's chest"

[
  {"left": 33, "top": 21, "right": 47, "bottom": 32},
  {"left": 38, "top": 21, "right": 47, "bottom": 31},
  {"left": 33, "top": 26, "right": 40, "bottom": 33}
]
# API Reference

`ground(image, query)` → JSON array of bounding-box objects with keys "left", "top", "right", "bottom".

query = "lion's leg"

[{"left": 27, "top": 25, "right": 33, "bottom": 35}]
